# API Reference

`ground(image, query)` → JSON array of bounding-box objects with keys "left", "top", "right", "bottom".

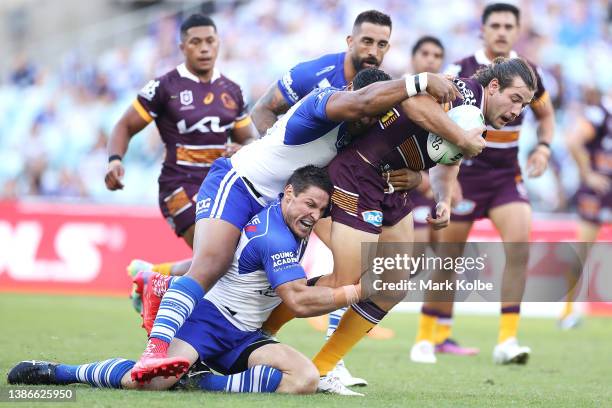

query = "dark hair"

[
  {"left": 482, "top": 3, "right": 520, "bottom": 24},
  {"left": 286, "top": 166, "right": 334, "bottom": 198},
  {"left": 353, "top": 10, "right": 392, "bottom": 31},
  {"left": 474, "top": 57, "right": 537, "bottom": 92},
  {"left": 411, "top": 35, "right": 444, "bottom": 56},
  {"left": 180, "top": 14, "right": 217, "bottom": 39},
  {"left": 352, "top": 68, "right": 392, "bottom": 91}
]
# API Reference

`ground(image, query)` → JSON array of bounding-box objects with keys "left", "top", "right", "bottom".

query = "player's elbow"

[{"left": 285, "top": 300, "right": 310, "bottom": 318}]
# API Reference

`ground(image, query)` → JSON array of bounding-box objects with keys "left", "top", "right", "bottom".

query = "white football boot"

[
  {"left": 318, "top": 374, "right": 364, "bottom": 396},
  {"left": 330, "top": 360, "right": 367, "bottom": 387},
  {"left": 410, "top": 340, "right": 437, "bottom": 364},
  {"left": 493, "top": 337, "right": 531, "bottom": 365}
]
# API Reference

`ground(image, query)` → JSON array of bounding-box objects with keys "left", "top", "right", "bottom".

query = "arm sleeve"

[
  {"left": 259, "top": 235, "right": 306, "bottom": 289},
  {"left": 306, "top": 87, "right": 337, "bottom": 121},
  {"left": 277, "top": 59, "right": 322, "bottom": 106},
  {"left": 135, "top": 77, "right": 165, "bottom": 122}
]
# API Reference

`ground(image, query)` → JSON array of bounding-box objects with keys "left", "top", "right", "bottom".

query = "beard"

[{"left": 351, "top": 55, "right": 380, "bottom": 72}]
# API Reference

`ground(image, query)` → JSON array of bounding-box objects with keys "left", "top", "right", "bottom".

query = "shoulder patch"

[{"left": 139, "top": 79, "right": 160, "bottom": 101}]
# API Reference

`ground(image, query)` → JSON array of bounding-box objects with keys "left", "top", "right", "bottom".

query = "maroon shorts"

[
  {"left": 451, "top": 162, "right": 529, "bottom": 222},
  {"left": 158, "top": 179, "right": 201, "bottom": 236},
  {"left": 328, "top": 149, "right": 413, "bottom": 234},
  {"left": 576, "top": 183, "right": 612, "bottom": 225},
  {"left": 409, "top": 190, "right": 435, "bottom": 229}
]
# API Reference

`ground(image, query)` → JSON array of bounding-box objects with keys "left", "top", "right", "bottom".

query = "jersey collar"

[
  {"left": 474, "top": 49, "right": 518, "bottom": 65},
  {"left": 176, "top": 63, "right": 221, "bottom": 83}
]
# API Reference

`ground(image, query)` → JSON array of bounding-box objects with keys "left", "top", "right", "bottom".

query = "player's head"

[
  {"left": 481, "top": 3, "right": 520, "bottom": 57},
  {"left": 347, "top": 10, "right": 392, "bottom": 74},
  {"left": 475, "top": 57, "right": 537, "bottom": 129},
  {"left": 282, "top": 166, "right": 333, "bottom": 238},
  {"left": 411, "top": 36, "right": 444, "bottom": 74},
  {"left": 179, "top": 14, "right": 219, "bottom": 75},
  {"left": 349, "top": 68, "right": 392, "bottom": 130}
]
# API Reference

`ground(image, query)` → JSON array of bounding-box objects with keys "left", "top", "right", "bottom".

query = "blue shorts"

[
  {"left": 195, "top": 158, "right": 266, "bottom": 230},
  {"left": 175, "top": 298, "right": 277, "bottom": 375}
]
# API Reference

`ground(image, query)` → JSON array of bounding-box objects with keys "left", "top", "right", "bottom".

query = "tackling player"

[
  {"left": 411, "top": 3, "right": 556, "bottom": 365},
  {"left": 562, "top": 87, "right": 611, "bottom": 329},
  {"left": 8, "top": 166, "right": 368, "bottom": 395},
  {"left": 104, "top": 14, "right": 257, "bottom": 276},
  {"left": 262, "top": 59, "right": 537, "bottom": 388}
]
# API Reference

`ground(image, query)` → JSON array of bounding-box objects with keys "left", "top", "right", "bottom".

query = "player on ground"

[
  {"left": 562, "top": 87, "right": 612, "bottom": 329},
  {"left": 133, "top": 66, "right": 484, "bottom": 383},
  {"left": 262, "top": 59, "right": 536, "bottom": 391},
  {"left": 408, "top": 36, "right": 479, "bottom": 356},
  {"left": 104, "top": 14, "right": 257, "bottom": 279},
  {"left": 411, "top": 3, "right": 555, "bottom": 365},
  {"left": 8, "top": 166, "right": 369, "bottom": 395}
]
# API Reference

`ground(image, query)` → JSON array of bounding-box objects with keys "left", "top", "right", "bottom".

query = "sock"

[
  {"left": 433, "top": 313, "right": 453, "bottom": 345},
  {"left": 55, "top": 359, "right": 135, "bottom": 388},
  {"left": 415, "top": 306, "right": 438, "bottom": 343},
  {"left": 312, "top": 300, "right": 387, "bottom": 376},
  {"left": 152, "top": 262, "right": 174, "bottom": 276},
  {"left": 198, "top": 365, "right": 282, "bottom": 393},
  {"left": 561, "top": 301, "right": 574, "bottom": 319},
  {"left": 499, "top": 305, "right": 521, "bottom": 343},
  {"left": 262, "top": 302, "right": 296, "bottom": 335},
  {"left": 149, "top": 275, "right": 204, "bottom": 344},
  {"left": 326, "top": 307, "right": 347, "bottom": 340}
]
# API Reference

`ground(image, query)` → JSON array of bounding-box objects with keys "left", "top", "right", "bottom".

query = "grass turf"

[{"left": 0, "top": 293, "right": 609, "bottom": 407}]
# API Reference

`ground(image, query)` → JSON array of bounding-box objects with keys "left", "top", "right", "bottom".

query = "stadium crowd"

[{"left": 0, "top": 0, "right": 610, "bottom": 209}]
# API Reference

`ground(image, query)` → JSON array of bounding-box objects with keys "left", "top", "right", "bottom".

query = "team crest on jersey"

[
  {"left": 362, "top": 210, "right": 383, "bottom": 227},
  {"left": 221, "top": 92, "right": 237, "bottom": 110},
  {"left": 203, "top": 92, "right": 215, "bottom": 105},
  {"left": 180, "top": 90, "right": 194, "bottom": 106},
  {"left": 379, "top": 108, "right": 399, "bottom": 129}
]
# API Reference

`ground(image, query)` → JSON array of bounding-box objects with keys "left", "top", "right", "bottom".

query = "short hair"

[
  {"left": 286, "top": 166, "right": 334, "bottom": 198},
  {"left": 473, "top": 57, "right": 537, "bottom": 92},
  {"left": 180, "top": 14, "right": 217, "bottom": 39},
  {"left": 411, "top": 35, "right": 445, "bottom": 56},
  {"left": 352, "top": 68, "right": 392, "bottom": 91},
  {"left": 353, "top": 10, "right": 392, "bottom": 31},
  {"left": 482, "top": 3, "right": 520, "bottom": 25}
]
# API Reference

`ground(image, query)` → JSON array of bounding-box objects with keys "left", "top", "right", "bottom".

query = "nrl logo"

[{"left": 180, "top": 90, "right": 194, "bottom": 106}]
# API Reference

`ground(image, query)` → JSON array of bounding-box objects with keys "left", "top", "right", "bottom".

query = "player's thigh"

[
  {"left": 314, "top": 217, "right": 332, "bottom": 248},
  {"left": 323, "top": 221, "right": 379, "bottom": 287},
  {"left": 489, "top": 202, "right": 532, "bottom": 243},
  {"left": 248, "top": 343, "right": 318, "bottom": 394},
  {"left": 413, "top": 227, "right": 430, "bottom": 243},
  {"left": 181, "top": 224, "right": 196, "bottom": 248}
]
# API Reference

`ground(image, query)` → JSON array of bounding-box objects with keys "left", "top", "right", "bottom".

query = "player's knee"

[{"left": 281, "top": 363, "right": 318, "bottom": 394}]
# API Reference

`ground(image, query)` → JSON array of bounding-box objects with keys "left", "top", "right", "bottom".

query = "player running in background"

[
  {"left": 8, "top": 166, "right": 371, "bottom": 395},
  {"left": 562, "top": 87, "right": 612, "bottom": 329},
  {"left": 408, "top": 36, "right": 480, "bottom": 357},
  {"left": 133, "top": 66, "right": 480, "bottom": 383},
  {"left": 104, "top": 14, "right": 257, "bottom": 278},
  {"left": 263, "top": 60, "right": 535, "bottom": 391},
  {"left": 411, "top": 3, "right": 555, "bottom": 365}
]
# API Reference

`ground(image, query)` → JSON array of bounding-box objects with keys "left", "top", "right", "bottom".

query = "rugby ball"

[{"left": 427, "top": 104, "right": 485, "bottom": 165}]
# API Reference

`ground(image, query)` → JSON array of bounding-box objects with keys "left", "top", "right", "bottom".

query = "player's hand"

[
  {"left": 104, "top": 159, "right": 124, "bottom": 190},
  {"left": 451, "top": 179, "right": 463, "bottom": 207},
  {"left": 457, "top": 126, "right": 486, "bottom": 158},
  {"left": 426, "top": 202, "right": 451, "bottom": 230},
  {"left": 584, "top": 171, "right": 611, "bottom": 195},
  {"left": 222, "top": 143, "right": 242, "bottom": 158},
  {"left": 526, "top": 144, "right": 551, "bottom": 178},
  {"left": 425, "top": 73, "right": 462, "bottom": 104},
  {"left": 385, "top": 168, "right": 422, "bottom": 192}
]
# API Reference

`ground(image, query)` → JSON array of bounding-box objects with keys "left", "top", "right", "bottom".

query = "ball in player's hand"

[{"left": 427, "top": 104, "right": 485, "bottom": 165}]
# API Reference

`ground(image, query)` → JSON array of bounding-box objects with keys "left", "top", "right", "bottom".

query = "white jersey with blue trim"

[
  {"left": 231, "top": 87, "right": 347, "bottom": 202},
  {"left": 205, "top": 201, "right": 308, "bottom": 332},
  {"left": 277, "top": 52, "right": 347, "bottom": 106}
]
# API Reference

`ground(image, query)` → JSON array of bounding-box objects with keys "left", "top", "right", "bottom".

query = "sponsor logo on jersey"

[
  {"left": 196, "top": 198, "right": 211, "bottom": 215},
  {"left": 245, "top": 225, "right": 257, "bottom": 232},
  {"left": 221, "top": 92, "right": 237, "bottom": 110},
  {"left": 362, "top": 210, "right": 383, "bottom": 227},
  {"left": 280, "top": 72, "right": 299, "bottom": 103},
  {"left": 203, "top": 92, "right": 215, "bottom": 105},
  {"left": 177, "top": 116, "right": 232, "bottom": 134},
  {"left": 180, "top": 90, "right": 194, "bottom": 106},
  {"left": 271, "top": 251, "right": 298, "bottom": 269},
  {"left": 316, "top": 65, "right": 335, "bottom": 76},
  {"left": 139, "top": 80, "right": 160, "bottom": 101},
  {"left": 379, "top": 108, "right": 399, "bottom": 129},
  {"left": 453, "top": 79, "right": 476, "bottom": 106},
  {"left": 452, "top": 199, "right": 476, "bottom": 215}
]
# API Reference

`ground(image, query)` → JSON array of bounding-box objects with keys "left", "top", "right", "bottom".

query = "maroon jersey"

[
  {"left": 584, "top": 100, "right": 612, "bottom": 176},
  {"left": 134, "top": 63, "right": 251, "bottom": 186},
  {"left": 351, "top": 78, "right": 485, "bottom": 172},
  {"left": 445, "top": 49, "right": 548, "bottom": 168}
]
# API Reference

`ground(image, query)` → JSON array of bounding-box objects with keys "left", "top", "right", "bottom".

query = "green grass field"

[{"left": 1, "top": 293, "right": 610, "bottom": 407}]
